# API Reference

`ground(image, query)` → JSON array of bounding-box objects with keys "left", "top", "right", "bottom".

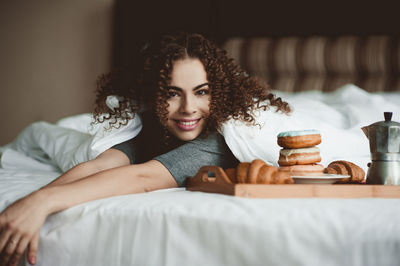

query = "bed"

[{"left": 1, "top": 35, "right": 400, "bottom": 266}]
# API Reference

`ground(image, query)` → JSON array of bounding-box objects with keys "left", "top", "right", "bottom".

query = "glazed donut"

[
  {"left": 277, "top": 130, "right": 321, "bottom": 149},
  {"left": 279, "top": 164, "right": 324, "bottom": 176},
  {"left": 278, "top": 147, "right": 321, "bottom": 166},
  {"left": 324, "top": 160, "right": 365, "bottom": 182}
]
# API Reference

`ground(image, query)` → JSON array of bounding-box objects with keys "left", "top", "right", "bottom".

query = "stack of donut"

[
  {"left": 277, "top": 129, "right": 324, "bottom": 176},
  {"left": 225, "top": 159, "right": 294, "bottom": 184}
]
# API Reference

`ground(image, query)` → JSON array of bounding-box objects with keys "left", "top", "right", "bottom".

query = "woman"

[{"left": 0, "top": 32, "right": 290, "bottom": 265}]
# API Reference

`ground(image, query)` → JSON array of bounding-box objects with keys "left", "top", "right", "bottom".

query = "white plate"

[{"left": 292, "top": 174, "right": 351, "bottom": 184}]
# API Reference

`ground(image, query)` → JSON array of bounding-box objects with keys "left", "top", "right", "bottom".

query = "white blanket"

[
  {"left": 1, "top": 84, "right": 400, "bottom": 266},
  {"left": 0, "top": 111, "right": 142, "bottom": 173}
]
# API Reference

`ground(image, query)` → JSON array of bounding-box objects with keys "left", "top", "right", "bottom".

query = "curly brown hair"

[{"left": 94, "top": 32, "right": 291, "bottom": 138}]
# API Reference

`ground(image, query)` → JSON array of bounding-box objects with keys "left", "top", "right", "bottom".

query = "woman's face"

[{"left": 165, "top": 58, "right": 211, "bottom": 141}]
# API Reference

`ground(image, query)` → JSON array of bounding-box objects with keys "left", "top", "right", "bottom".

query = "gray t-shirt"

[{"left": 111, "top": 132, "right": 238, "bottom": 186}]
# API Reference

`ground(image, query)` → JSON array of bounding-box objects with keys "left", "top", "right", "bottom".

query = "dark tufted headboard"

[{"left": 223, "top": 36, "right": 400, "bottom": 92}]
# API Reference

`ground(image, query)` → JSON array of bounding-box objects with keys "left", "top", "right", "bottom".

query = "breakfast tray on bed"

[{"left": 186, "top": 166, "right": 400, "bottom": 198}]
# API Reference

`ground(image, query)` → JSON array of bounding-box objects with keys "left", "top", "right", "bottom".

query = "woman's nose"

[{"left": 179, "top": 95, "right": 197, "bottom": 114}]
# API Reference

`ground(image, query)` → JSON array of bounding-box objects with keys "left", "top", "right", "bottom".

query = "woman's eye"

[
  {"left": 168, "top": 91, "right": 179, "bottom": 98},
  {"left": 196, "top": 89, "right": 209, "bottom": 96}
]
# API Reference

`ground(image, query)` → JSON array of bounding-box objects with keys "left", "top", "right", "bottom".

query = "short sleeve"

[
  {"left": 154, "top": 133, "right": 238, "bottom": 187},
  {"left": 111, "top": 138, "right": 138, "bottom": 164}
]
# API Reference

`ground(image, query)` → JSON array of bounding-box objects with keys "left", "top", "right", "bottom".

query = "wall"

[{"left": 0, "top": 0, "right": 114, "bottom": 145}]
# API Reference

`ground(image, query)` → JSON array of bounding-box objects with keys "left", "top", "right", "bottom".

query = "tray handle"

[
  {"left": 199, "top": 166, "right": 232, "bottom": 184},
  {"left": 186, "top": 166, "right": 235, "bottom": 195}
]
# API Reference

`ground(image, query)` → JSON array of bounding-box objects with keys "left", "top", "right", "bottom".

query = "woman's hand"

[
  {"left": 0, "top": 159, "right": 177, "bottom": 266},
  {"left": 0, "top": 192, "right": 49, "bottom": 266}
]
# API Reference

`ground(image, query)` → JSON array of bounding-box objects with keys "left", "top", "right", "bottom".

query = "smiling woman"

[
  {"left": 0, "top": 31, "right": 291, "bottom": 265},
  {"left": 165, "top": 58, "right": 211, "bottom": 141}
]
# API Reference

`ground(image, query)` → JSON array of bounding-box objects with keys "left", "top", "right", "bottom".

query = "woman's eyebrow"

[{"left": 167, "top": 83, "right": 210, "bottom": 91}]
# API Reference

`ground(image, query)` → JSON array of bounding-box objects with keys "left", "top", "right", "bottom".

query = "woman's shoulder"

[{"left": 188, "top": 132, "right": 227, "bottom": 150}]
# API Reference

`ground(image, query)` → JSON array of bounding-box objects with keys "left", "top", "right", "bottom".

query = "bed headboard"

[{"left": 223, "top": 36, "right": 400, "bottom": 92}]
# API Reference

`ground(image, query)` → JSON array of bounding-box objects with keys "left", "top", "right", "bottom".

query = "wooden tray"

[{"left": 186, "top": 166, "right": 400, "bottom": 198}]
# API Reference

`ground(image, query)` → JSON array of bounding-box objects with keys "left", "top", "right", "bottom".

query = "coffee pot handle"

[{"left": 384, "top": 112, "right": 393, "bottom": 122}]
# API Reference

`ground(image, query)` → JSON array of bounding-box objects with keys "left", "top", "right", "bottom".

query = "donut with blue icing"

[{"left": 277, "top": 129, "right": 321, "bottom": 149}]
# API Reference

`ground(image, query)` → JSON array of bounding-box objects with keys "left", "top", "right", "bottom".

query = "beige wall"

[{"left": 0, "top": 0, "right": 114, "bottom": 145}]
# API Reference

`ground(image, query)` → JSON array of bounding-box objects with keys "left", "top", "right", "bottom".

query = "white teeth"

[{"left": 179, "top": 120, "right": 197, "bottom": 126}]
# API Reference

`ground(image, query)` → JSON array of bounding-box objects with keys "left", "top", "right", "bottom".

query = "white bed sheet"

[
  {"left": 1, "top": 167, "right": 400, "bottom": 266},
  {"left": 1, "top": 84, "right": 400, "bottom": 266}
]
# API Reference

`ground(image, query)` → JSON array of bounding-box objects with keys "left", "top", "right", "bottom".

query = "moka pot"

[{"left": 362, "top": 112, "right": 400, "bottom": 185}]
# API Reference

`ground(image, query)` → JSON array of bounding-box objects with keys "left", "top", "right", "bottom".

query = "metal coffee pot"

[{"left": 362, "top": 112, "right": 400, "bottom": 185}]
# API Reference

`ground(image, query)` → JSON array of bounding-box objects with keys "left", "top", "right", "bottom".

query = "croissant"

[
  {"left": 226, "top": 159, "right": 294, "bottom": 184},
  {"left": 324, "top": 160, "right": 365, "bottom": 183}
]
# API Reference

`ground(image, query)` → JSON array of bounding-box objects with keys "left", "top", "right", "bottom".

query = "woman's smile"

[{"left": 175, "top": 118, "right": 201, "bottom": 131}]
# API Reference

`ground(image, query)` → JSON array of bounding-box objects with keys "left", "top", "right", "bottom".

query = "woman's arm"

[
  {"left": 0, "top": 159, "right": 177, "bottom": 266},
  {"left": 43, "top": 160, "right": 177, "bottom": 212},
  {"left": 46, "top": 148, "right": 130, "bottom": 187},
  {"left": 0, "top": 148, "right": 129, "bottom": 266}
]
